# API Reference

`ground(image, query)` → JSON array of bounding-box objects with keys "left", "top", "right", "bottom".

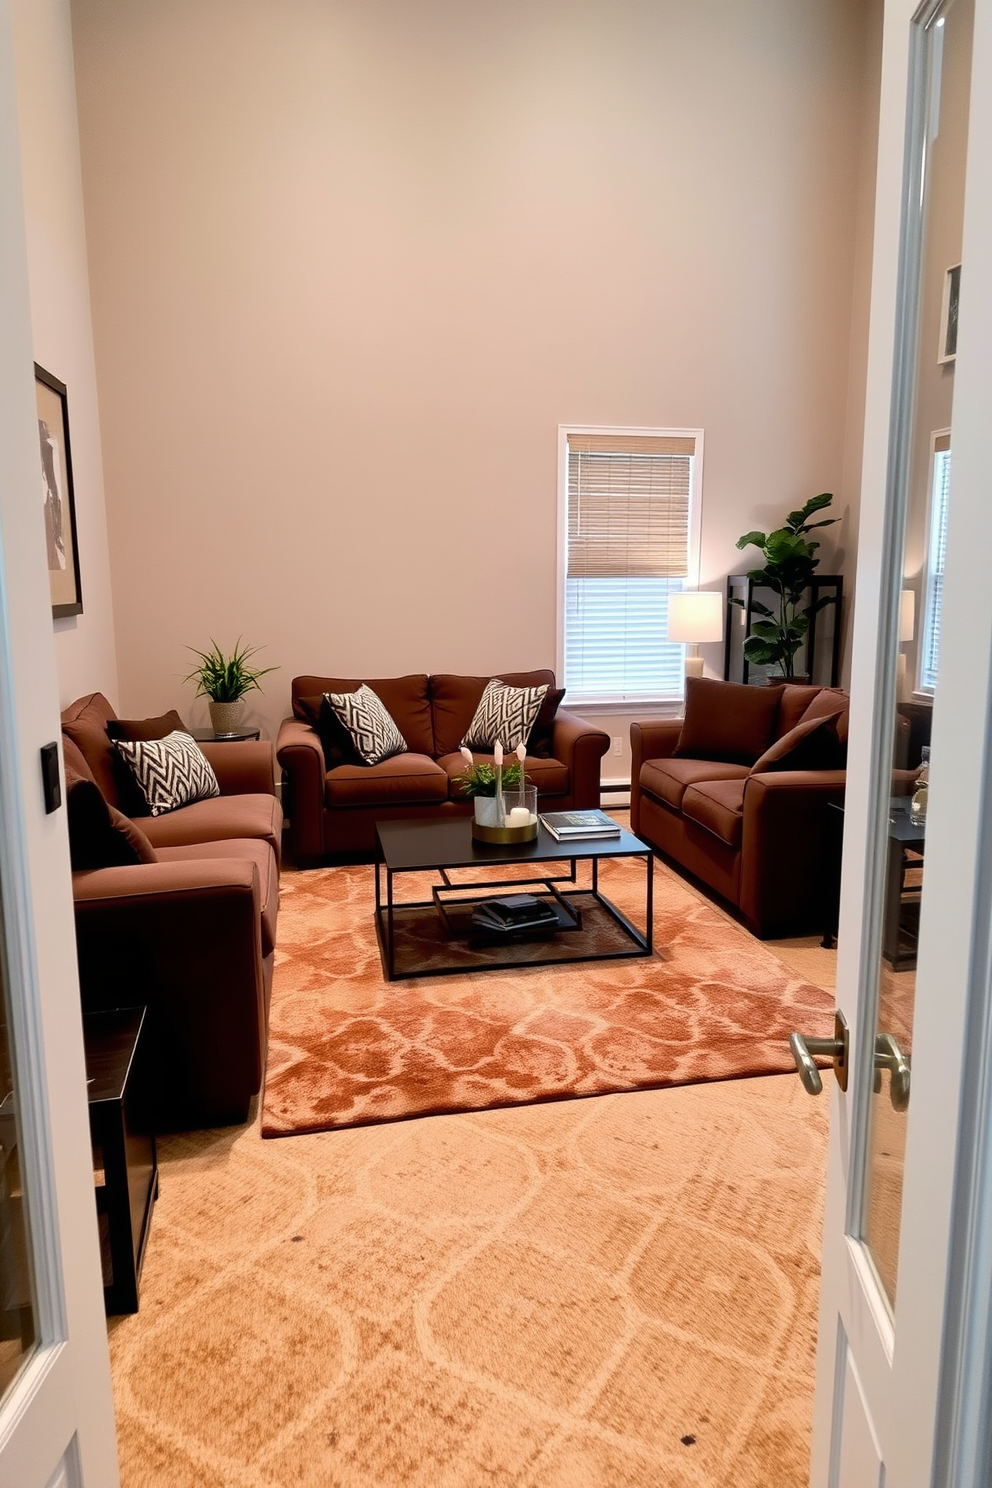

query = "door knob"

[
  {"left": 790, "top": 1010, "right": 849, "bottom": 1095},
  {"left": 874, "top": 1031, "right": 911, "bottom": 1111}
]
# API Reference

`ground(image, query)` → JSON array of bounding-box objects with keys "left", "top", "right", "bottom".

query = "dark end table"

[
  {"left": 83, "top": 1008, "right": 158, "bottom": 1315},
  {"left": 190, "top": 727, "right": 261, "bottom": 742}
]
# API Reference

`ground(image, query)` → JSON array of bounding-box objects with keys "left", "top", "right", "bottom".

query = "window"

[
  {"left": 919, "top": 431, "right": 950, "bottom": 694},
  {"left": 559, "top": 427, "right": 703, "bottom": 704}
]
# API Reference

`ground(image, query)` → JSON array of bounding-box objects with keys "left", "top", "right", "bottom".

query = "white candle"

[{"left": 507, "top": 806, "right": 533, "bottom": 826}]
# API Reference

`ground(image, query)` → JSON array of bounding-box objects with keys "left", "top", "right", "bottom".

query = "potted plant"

[
  {"left": 455, "top": 744, "right": 538, "bottom": 842},
  {"left": 184, "top": 638, "right": 277, "bottom": 735},
  {"left": 733, "top": 493, "right": 837, "bottom": 681}
]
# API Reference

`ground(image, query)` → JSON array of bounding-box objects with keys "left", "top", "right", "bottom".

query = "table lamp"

[{"left": 666, "top": 591, "right": 725, "bottom": 679}]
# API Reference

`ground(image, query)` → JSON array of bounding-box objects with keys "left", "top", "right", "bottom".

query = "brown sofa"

[
  {"left": 61, "top": 693, "right": 283, "bottom": 1128},
  {"left": 630, "top": 679, "right": 850, "bottom": 938},
  {"left": 277, "top": 670, "right": 610, "bottom": 861}
]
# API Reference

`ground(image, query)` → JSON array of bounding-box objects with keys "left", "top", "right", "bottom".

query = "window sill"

[{"left": 564, "top": 697, "right": 684, "bottom": 717}]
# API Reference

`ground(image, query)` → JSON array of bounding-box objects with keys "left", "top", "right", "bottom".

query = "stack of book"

[
  {"left": 539, "top": 810, "right": 621, "bottom": 841},
  {"left": 471, "top": 894, "right": 559, "bottom": 935}
]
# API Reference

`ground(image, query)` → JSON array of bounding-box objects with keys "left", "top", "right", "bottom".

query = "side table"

[
  {"left": 83, "top": 1008, "right": 158, "bottom": 1315},
  {"left": 190, "top": 726, "right": 261, "bottom": 742}
]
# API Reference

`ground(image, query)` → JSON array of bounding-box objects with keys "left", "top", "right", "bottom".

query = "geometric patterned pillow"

[
  {"left": 461, "top": 678, "right": 548, "bottom": 751},
  {"left": 112, "top": 730, "right": 220, "bottom": 816},
  {"left": 323, "top": 684, "right": 407, "bottom": 766}
]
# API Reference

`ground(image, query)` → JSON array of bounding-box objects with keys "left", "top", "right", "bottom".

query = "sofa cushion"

[
  {"left": 461, "top": 678, "right": 548, "bottom": 751},
  {"left": 750, "top": 711, "right": 844, "bottom": 774},
  {"left": 62, "top": 691, "right": 141, "bottom": 813},
  {"left": 155, "top": 839, "right": 278, "bottom": 956},
  {"left": 293, "top": 694, "right": 361, "bottom": 768},
  {"left": 431, "top": 670, "right": 556, "bottom": 758},
  {"left": 113, "top": 731, "right": 221, "bottom": 816},
  {"left": 106, "top": 709, "right": 188, "bottom": 742},
  {"left": 799, "top": 688, "right": 850, "bottom": 748},
  {"left": 776, "top": 685, "right": 824, "bottom": 738},
  {"left": 681, "top": 779, "right": 746, "bottom": 848},
  {"left": 639, "top": 757, "right": 751, "bottom": 812},
  {"left": 527, "top": 686, "right": 566, "bottom": 758},
  {"left": 140, "top": 792, "right": 283, "bottom": 859},
  {"left": 292, "top": 674, "right": 434, "bottom": 756},
  {"left": 65, "top": 760, "right": 158, "bottom": 870},
  {"left": 324, "top": 684, "right": 407, "bottom": 765},
  {"left": 674, "top": 677, "right": 785, "bottom": 765},
  {"left": 437, "top": 752, "right": 570, "bottom": 800},
  {"left": 324, "top": 753, "right": 449, "bottom": 808}
]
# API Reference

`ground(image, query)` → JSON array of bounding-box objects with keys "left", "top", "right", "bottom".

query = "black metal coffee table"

[{"left": 375, "top": 817, "right": 653, "bottom": 981}]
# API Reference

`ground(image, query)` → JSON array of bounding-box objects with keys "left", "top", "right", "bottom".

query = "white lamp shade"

[
  {"left": 666, "top": 590, "right": 725, "bottom": 644},
  {"left": 900, "top": 589, "right": 916, "bottom": 643}
]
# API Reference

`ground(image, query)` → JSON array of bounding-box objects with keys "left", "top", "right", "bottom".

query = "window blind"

[
  {"left": 920, "top": 436, "right": 950, "bottom": 693},
  {"left": 564, "top": 431, "right": 698, "bottom": 703}
]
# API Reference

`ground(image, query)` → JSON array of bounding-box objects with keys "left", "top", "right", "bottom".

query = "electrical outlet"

[{"left": 612, "top": 736, "right": 623, "bottom": 757}]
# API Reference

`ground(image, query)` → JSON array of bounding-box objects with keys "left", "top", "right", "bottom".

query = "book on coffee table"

[
  {"left": 540, "top": 810, "right": 621, "bottom": 841},
  {"left": 471, "top": 895, "right": 560, "bottom": 934}
]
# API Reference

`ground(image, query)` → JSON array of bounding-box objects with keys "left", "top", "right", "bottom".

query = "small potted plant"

[
  {"left": 733, "top": 492, "right": 837, "bottom": 681},
  {"left": 456, "top": 743, "right": 538, "bottom": 842},
  {"left": 184, "top": 638, "right": 277, "bottom": 736}
]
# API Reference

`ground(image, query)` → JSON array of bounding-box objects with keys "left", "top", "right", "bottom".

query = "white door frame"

[{"left": 0, "top": 0, "right": 119, "bottom": 1480}]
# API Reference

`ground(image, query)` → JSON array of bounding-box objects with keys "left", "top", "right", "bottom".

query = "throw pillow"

[
  {"left": 112, "top": 730, "right": 220, "bottom": 816},
  {"left": 749, "top": 711, "right": 844, "bottom": 774},
  {"left": 64, "top": 761, "right": 158, "bottom": 869},
  {"left": 295, "top": 693, "right": 361, "bottom": 768},
  {"left": 798, "top": 688, "right": 850, "bottom": 749},
  {"left": 674, "top": 677, "right": 785, "bottom": 765},
  {"left": 324, "top": 684, "right": 407, "bottom": 766},
  {"left": 462, "top": 679, "right": 549, "bottom": 751},
  {"left": 526, "top": 686, "right": 566, "bottom": 758},
  {"left": 105, "top": 709, "right": 188, "bottom": 742}
]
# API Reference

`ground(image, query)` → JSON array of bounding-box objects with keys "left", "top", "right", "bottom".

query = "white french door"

[
  {"left": 0, "top": 0, "right": 119, "bottom": 1481},
  {"left": 807, "top": 0, "right": 992, "bottom": 1482}
]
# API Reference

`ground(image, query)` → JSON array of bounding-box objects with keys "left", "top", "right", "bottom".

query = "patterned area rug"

[{"left": 262, "top": 856, "right": 834, "bottom": 1136}]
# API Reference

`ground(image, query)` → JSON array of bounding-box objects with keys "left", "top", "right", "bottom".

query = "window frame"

[{"left": 555, "top": 423, "right": 705, "bottom": 710}]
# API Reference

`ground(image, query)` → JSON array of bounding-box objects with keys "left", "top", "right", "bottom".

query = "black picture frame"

[
  {"left": 35, "top": 363, "right": 82, "bottom": 618},
  {"left": 938, "top": 262, "right": 961, "bottom": 365}
]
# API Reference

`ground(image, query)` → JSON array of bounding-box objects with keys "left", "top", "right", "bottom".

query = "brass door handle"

[
  {"left": 874, "top": 1032, "right": 911, "bottom": 1111},
  {"left": 790, "top": 1010, "right": 849, "bottom": 1095}
]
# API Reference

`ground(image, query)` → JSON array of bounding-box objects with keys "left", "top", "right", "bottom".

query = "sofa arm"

[
  {"left": 551, "top": 709, "right": 610, "bottom": 808},
  {"left": 629, "top": 720, "right": 682, "bottom": 835},
  {"left": 276, "top": 718, "right": 327, "bottom": 860},
  {"left": 740, "top": 769, "right": 847, "bottom": 937},
  {"left": 199, "top": 739, "right": 276, "bottom": 796},
  {"left": 72, "top": 859, "right": 266, "bottom": 1126}
]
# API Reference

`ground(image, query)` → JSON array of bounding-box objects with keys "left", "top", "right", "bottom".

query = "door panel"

[{"left": 810, "top": 0, "right": 992, "bottom": 1483}]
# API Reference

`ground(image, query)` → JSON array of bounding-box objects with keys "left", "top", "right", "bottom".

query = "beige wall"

[
  {"left": 70, "top": 0, "right": 878, "bottom": 749},
  {"left": 12, "top": 0, "right": 118, "bottom": 707}
]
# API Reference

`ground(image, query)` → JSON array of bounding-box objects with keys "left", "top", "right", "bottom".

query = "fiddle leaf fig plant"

[{"left": 733, "top": 492, "right": 837, "bottom": 679}]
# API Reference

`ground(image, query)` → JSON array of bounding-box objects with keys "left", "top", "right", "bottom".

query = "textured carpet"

[
  {"left": 262, "top": 856, "right": 835, "bottom": 1135},
  {"left": 110, "top": 1073, "right": 831, "bottom": 1488}
]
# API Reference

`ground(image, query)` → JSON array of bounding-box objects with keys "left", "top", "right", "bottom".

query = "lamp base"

[{"left": 684, "top": 656, "right": 705, "bottom": 679}]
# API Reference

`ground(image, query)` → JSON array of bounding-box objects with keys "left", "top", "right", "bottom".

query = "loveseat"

[
  {"left": 277, "top": 670, "right": 610, "bottom": 861},
  {"left": 630, "top": 678, "right": 850, "bottom": 938},
  {"left": 61, "top": 693, "right": 283, "bottom": 1128}
]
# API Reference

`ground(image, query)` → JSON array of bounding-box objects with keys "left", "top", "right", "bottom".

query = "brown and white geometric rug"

[{"left": 262, "top": 857, "right": 834, "bottom": 1136}]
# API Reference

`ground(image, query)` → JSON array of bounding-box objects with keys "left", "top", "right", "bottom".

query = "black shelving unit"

[{"left": 724, "top": 573, "right": 843, "bottom": 688}]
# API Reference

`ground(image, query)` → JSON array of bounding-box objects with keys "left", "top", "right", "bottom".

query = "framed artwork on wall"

[
  {"left": 35, "top": 363, "right": 82, "bottom": 618},
  {"left": 937, "top": 262, "right": 961, "bottom": 364}
]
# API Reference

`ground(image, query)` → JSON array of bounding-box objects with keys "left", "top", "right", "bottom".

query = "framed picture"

[
  {"left": 938, "top": 262, "right": 961, "bottom": 365},
  {"left": 35, "top": 363, "right": 82, "bottom": 618}
]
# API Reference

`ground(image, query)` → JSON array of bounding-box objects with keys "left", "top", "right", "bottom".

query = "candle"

[{"left": 506, "top": 807, "right": 533, "bottom": 826}]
